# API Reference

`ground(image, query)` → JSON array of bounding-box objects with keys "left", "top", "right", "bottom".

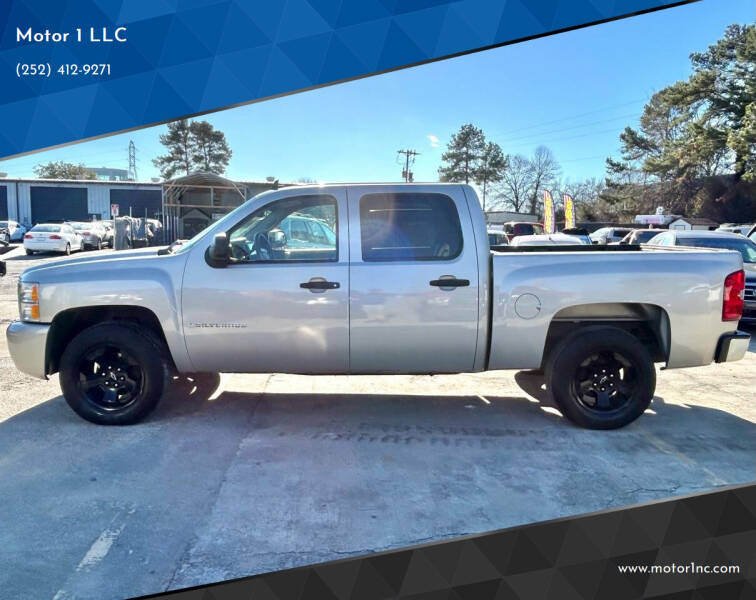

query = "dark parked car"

[{"left": 502, "top": 221, "right": 544, "bottom": 242}]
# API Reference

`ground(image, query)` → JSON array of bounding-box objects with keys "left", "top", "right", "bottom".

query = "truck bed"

[{"left": 486, "top": 245, "right": 744, "bottom": 371}]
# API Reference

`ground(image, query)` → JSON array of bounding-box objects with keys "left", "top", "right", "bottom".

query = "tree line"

[
  {"left": 602, "top": 23, "right": 755, "bottom": 223},
  {"left": 31, "top": 22, "right": 753, "bottom": 224},
  {"left": 439, "top": 23, "right": 756, "bottom": 223},
  {"left": 437, "top": 123, "right": 566, "bottom": 217},
  {"left": 33, "top": 118, "right": 232, "bottom": 181}
]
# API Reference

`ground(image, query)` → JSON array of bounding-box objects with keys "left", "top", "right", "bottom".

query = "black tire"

[
  {"left": 25, "top": 249, "right": 34, "bottom": 255},
  {"left": 545, "top": 326, "right": 655, "bottom": 430},
  {"left": 97, "top": 239, "right": 103, "bottom": 250},
  {"left": 64, "top": 243, "right": 71, "bottom": 255},
  {"left": 59, "top": 322, "right": 169, "bottom": 425}
]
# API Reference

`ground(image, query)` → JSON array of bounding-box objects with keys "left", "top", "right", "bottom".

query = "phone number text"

[{"left": 16, "top": 63, "right": 112, "bottom": 77}]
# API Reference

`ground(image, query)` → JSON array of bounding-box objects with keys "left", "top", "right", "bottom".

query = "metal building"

[
  {"left": 0, "top": 175, "right": 289, "bottom": 233},
  {"left": 0, "top": 178, "right": 162, "bottom": 225}
]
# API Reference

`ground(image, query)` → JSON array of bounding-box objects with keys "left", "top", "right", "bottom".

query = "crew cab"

[{"left": 6, "top": 184, "right": 750, "bottom": 429}]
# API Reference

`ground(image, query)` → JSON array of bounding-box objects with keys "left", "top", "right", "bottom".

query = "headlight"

[{"left": 19, "top": 282, "right": 40, "bottom": 321}]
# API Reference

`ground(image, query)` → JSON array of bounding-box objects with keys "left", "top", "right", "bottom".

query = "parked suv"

[
  {"left": 502, "top": 221, "right": 544, "bottom": 242},
  {"left": 647, "top": 230, "right": 756, "bottom": 323}
]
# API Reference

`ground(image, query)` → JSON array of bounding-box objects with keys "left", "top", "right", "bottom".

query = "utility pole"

[
  {"left": 397, "top": 149, "right": 419, "bottom": 182},
  {"left": 128, "top": 140, "right": 137, "bottom": 181}
]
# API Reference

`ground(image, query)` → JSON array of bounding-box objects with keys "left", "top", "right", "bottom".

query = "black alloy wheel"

[
  {"left": 545, "top": 326, "right": 655, "bottom": 429},
  {"left": 60, "top": 322, "right": 169, "bottom": 425},
  {"left": 77, "top": 344, "right": 144, "bottom": 411},
  {"left": 572, "top": 350, "right": 635, "bottom": 413}
]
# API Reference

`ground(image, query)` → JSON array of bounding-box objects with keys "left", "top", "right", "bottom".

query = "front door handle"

[
  {"left": 300, "top": 278, "right": 340, "bottom": 290},
  {"left": 430, "top": 277, "right": 470, "bottom": 288}
]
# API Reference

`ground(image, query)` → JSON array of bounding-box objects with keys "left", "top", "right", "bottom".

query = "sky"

[{"left": 0, "top": 0, "right": 753, "bottom": 186}]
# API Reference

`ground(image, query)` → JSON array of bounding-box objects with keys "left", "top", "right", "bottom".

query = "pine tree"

[
  {"left": 189, "top": 120, "right": 232, "bottom": 174},
  {"left": 438, "top": 124, "right": 485, "bottom": 184},
  {"left": 153, "top": 119, "right": 232, "bottom": 179},
  {"left": 474, "top": 142, "right": 507, "bottom": 210},
  {"left": 153, "top": 119, "right": 193, "bottom": 179}
]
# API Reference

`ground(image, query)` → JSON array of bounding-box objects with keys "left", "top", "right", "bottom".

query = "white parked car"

[
  {"left": 23, "top": 223, "right": 83, "bottom": 256},
  {"left": 511, "top": 233, "right": 588, "bottom": 246},
  {"left": 0, "top": 220, "right": 27, "bottom": 242}
]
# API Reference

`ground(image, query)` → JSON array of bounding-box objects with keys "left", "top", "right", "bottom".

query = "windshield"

[
  {"left": 72, "top": 223, "right": 94, "bottom": 230},
  {"left": 0, "top": 222, "right": 7, "bottom": 228},
  {"left": 677, "top": 237, "right": 756, "bottom": 263},
  {"left": 31, "top": 224, "right": 61, "bottom": 232}
]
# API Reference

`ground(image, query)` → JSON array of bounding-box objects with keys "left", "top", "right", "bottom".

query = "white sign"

[{"left": 110, "top": 204, "right": 119, "bottom": 217}]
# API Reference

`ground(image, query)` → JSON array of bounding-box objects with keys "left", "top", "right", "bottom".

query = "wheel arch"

[
  {"left": 46, "top": 305, "right": 176, "bottom": 376},
  {"left": 542, "top": 302, "right": 670, "bottom": 367}
]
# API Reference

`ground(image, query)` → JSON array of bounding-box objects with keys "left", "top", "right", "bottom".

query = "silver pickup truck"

[{"left": 6, "top": 184, "right": 750, "bottom": 429}]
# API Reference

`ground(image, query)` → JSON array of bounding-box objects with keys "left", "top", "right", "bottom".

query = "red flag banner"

[{"left": 543, "top": 190, "right": 555, "bottom": 234}]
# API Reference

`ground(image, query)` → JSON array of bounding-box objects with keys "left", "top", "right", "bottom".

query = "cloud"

[{"left": 427, "top": 134, "right": 439, "bottom": 148}]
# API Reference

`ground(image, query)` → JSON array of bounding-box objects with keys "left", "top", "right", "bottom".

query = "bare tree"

[
  {"left": 491, "top": 154, "right": 531, "bottom": 212},
  {"left": 528, "top": 145, "right": 561, "bottom": 216}
]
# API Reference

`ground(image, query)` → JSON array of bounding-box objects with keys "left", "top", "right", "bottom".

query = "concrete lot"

[{"left": 0, "top": 245, "right": 754, "bottom": 600}]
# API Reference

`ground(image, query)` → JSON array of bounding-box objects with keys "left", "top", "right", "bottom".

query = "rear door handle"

[
  {"left": 300, "top": 279, "right": 340, "bottom": 290},
  {"left": 429, "top": 277, "right": 470, "bottom": 288}
]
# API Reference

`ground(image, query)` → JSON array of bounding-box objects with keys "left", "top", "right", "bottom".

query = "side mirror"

[
  {"left": 268, "top": 229, "right": 287, "bottom": 251},
  {"left": 207, "top": 232, "right": 230, "bottom": 267}
]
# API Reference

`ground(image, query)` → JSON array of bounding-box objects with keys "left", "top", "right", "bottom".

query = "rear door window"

[{"left": 359, "top": 193, "right": 463, "bottom": 261}]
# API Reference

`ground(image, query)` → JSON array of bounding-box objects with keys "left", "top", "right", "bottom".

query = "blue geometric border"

[{"left": 0, "top": 0, "right": 696, "bottom": 159}]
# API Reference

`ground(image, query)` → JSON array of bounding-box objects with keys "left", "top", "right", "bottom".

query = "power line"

[
  {"left": 504, "top": 125, "right": 630, "bottom": 150},
  {"left": 497, "top": 111, "right": 640, "bottom": 145},
  {"left": 489, "top": 97, "right": 648, "bottom": 138},
  {"left": 397, "top": 149, "right": 420, "bottom": 182}
]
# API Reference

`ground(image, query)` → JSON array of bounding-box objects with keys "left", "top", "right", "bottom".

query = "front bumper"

[
  {"left": 715, "top": 331, "right": 751, "bottom": 363},
  {"left": 6, "top": 321, "right": 50, "bottom": 379}
]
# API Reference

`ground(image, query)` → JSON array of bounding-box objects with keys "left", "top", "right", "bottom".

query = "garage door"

[
  {"left": 110, "top": 189, "right": 162, "bottom": 219},
  {"left": 30, "top": 187, "right": 88, "bottom": 224},
  {"left": 0, "top": 185, "right": 7, "bottom": 220}
]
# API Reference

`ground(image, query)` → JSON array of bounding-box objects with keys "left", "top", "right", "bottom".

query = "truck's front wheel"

[
  {"left": 545, "top": 326, "right": 655, "bottom": 430},
  {"left": 60, "top": 322, "right": 169, "bottom": 425}
]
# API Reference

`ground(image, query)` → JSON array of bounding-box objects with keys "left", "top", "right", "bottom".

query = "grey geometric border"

[{"left": 133, "top": 483, "right": 756, "bottom": 600}]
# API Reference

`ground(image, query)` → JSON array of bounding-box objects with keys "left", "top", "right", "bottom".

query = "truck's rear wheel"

[
  {"left": 60, "top": 322, "right": 168, "bottom": 425},
  {"left": 545, "top": 326, "right": 655, "bottom": 429}
]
